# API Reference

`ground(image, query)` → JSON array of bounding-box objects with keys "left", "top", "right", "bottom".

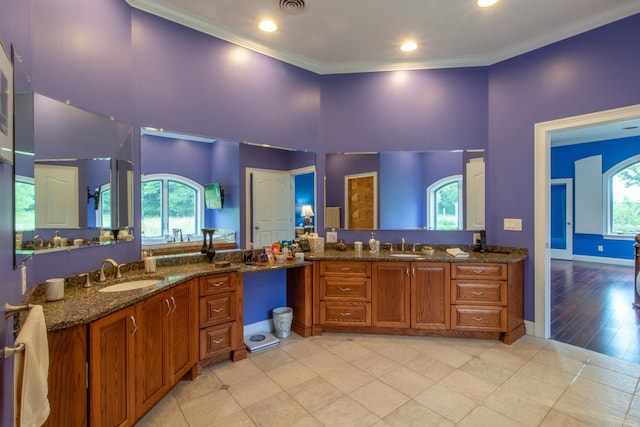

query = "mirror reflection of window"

[
  {"left": 15, "top": 176, "right": 35, "bottom": 232},
  {"left": 427, "top": 175, "right": 462, "bottom": 230},
  {"left": 96, "top": 184, "right": 111, "bottom": 228}
]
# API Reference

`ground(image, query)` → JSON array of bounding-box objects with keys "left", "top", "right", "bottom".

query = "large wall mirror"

[
  {"left": 325, "top": 150, "right": 485, "bottom": 231},
  {"left": 141, "top": 130, "right": 316, "bottom": 250},
  {"left": 15, "top": 92, "right": 134, "bottom": 258}
]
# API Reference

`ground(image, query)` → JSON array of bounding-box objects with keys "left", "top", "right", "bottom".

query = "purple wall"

[{"left": 0, "top": 0, "right": 639, "bottom": 423}]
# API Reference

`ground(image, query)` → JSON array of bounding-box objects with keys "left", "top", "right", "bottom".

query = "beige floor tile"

[
  {"left": 531, "top": 349, "right": 587, "bottom": 375},
  {"left": 288, "top": 376, "right": 344, "bottom": 412},
  {"left": 420, "top": 342, "right": 474, "bottom": 368},
  {"left": 321, "top": 363, "right": 375, "bottom": 393},
  {"left": 382, "top": 400, "right": 454, "bottom": 427},
  {"left": 484, "top": 386, "right": 552, "bottom": 427},
  {"left": 539, "top": 409, "right": 594, "bottom": 427},
  {"left": 460, "top": 356, "right": 515, "bottom": 386},
  {"left": 328, "top": 339, "right": 375, "bottom": 362},
  {"left": 517, "top": 360, "right": 576, "bottom": 390},
  {"left": 248, "top": 347, "right": 296, "bottom": 373},
  {"left": 207, "top": 410, "right": 257, "bottom": 427},
  {"left": 378, "top": 365, "right": 435, "bottom": 397},
  {"left": 349, "top": 379, "right": 410, "bottom": 418},
  {"left": 479, "top": 346, "right": 532, "bottom": 371},
  {"left": 566, "top": 376, "right": 633, "bottom": 413},
  {"left": 628, "top": 394, "right": 640, "bottom": 420},
  {"left": 499, "top": 371, "right": 566, "bottom": 407},
  {"left": 312, "top": 395, "right": 380, "bottom": 427},
  {"left": 228, "top": 372, "right": 282, "bottom": 408},
  {"left": 135, "top": 392, "right": 189, "bottom": 427},
  {"left": 366, "top": 341, "right": 421, "bottom": 365},
  {"left": 351, "top": 351, "right": 401, "bottom": 378},
  {"left": 580, "top": 363, "right": 639, "bottom": 394},
  {"left": 181, "top": 388, "right": 243, "bottom": 427},
  {"left": 404, "top": 354, "right": 455, "bottom": 382},
  {"left": 552, "top": 392, "right": 627, "bottom": 427},
  {"left": 458, "top": 405, "right": 526, "bottom": 427},
  {"left": 439, "top": 369, "right": 499, "bottom": 404},
  {"left": 267, "top": 359, "right": 318, "bottom": 390},
  {"left": 588, "top": 351, "right": 640, "bottom": 379},
  {"left": 298, "top": 349, "right": 349, "bottom": 374},
  {"left": 414, "top": 383, "right": 476, "bottom": 423},
  {"left": 281, "top": 339, "right": 325, "bottom": 359},
  {"left": 213, "top": 359, "right": 263, "bottom": 385},
  {"left": 543, "top": 340, "right": 593, "bottom": 363},
  {"left": 244, "top": 391, "right": 310, "bottom": 427},
  {"left": 288, "top": 415, "right": 324, "bottom": 427},
  {"left": 171, "top": 370, "right": 223, "bottom": 406},
  {"left": 625, "top": 415, "right": 640, "bottom": 427}
]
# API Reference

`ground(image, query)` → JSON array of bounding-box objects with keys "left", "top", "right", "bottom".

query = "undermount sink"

[
  {"left": 388, "top": 253, "right": 424, "bottom": 258},
  {"left": 98, "top": 279, "right": 163, "bottom": 292}
]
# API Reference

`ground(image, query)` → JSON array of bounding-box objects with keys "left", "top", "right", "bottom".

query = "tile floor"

[{"left": 136, "top": 333, "right": 640, "bottom": 426}]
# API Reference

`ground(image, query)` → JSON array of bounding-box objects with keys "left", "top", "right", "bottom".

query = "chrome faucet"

[
  {"left": 401, "top": 237, "right": 405, "bottom": 252},
  {"left": 34, "top": 235, "right": 44, "bottom": 247},
  {"left": 99, "top": 258, "right": 123, "bottom": 282}
]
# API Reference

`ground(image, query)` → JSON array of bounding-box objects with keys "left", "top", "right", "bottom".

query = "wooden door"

[
  {"left": 411, "top": 263, "right": 451, "bottom": 329},
  {"left": 372, "top": 262, "right": 410, "bottom": 328},
  {"left": 345, "top": 173, "right": 376, "bottom": 229},
  {"left": 89, "top": 306, "right": 136, "bottom": 427},
  {"left": 170, "top": 280, "right": 198, "bottom": 384},
  {"left": 135, "top": 292, "right": 170, "bottom": 418},
  {"left": 250, "top": 169, "right": 294, "bottom": 247}
]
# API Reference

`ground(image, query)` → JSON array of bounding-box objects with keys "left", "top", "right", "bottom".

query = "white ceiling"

[{"left": 126, "top": 0, "right": 640, "bottom": 143}]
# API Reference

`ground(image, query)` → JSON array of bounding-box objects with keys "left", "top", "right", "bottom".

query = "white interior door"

[
  {"left": 34, "top": 164, "right": 79, "bottom": 228},
  {"left": 465, "top": 157, "right": 485, "bottom": 230},
  {"left": 249, "top": 169, "right": 294, "bottom": 248},
  {"left": 550, "top": 178, "right": 573, "bottom": 260}
]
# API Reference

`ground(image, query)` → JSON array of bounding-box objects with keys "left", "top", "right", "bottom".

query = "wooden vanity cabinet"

[
  {"left": 197, "top": 272, "right": 246, "bottom": 367},
  {"left": 372, "top": 262, "right": 411, "bottom": 328},
  {"left": 88, "top": 279, "right": 198, "bottom": 427},
  {"left": 411, "top": 262, "right": 450, "bottom": 329},
  {"left": 317, "top": 261, "right": 372, "bottom": 327}
]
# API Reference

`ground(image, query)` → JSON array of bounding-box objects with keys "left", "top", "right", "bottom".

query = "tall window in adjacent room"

[
  {"left": 605, "top": 155, "right": 640, "bottom": 236},
  {"left": 427, "top": 175, "right": 463, "bottom": 230},
  {"left": 141, "top": 174, "right": 203, "bottom": 242}
]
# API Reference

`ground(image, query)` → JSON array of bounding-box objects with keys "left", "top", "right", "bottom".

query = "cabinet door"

[
  {"left": 411, "top": 263, "right": 450, "bottom": 329},
  {"left": 89, "top": 306, "right": 136, "bottom": 427},
  {"left": 136, "top": 292, "right": 171, "bottom": 418},
  {"left": 372, "top": 262, "right": 411, "bottom": 328},
  {"left": 170, "top": 280, "right": 198, "bottom": 383}
]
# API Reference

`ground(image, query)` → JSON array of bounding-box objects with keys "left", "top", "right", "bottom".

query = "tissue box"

[{"left": 308, "top": 236, "right": 324, "bottom": 252}]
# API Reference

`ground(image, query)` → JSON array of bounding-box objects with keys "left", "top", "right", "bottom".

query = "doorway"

[
  {"left": 549, "top": 178, "right": 573, "bottom": 260},
  {"left": 534, "top": 104, "right": 640, "bottom": 339},
  {"left": 247, "top": 169, "right": 294, "bottom": 248}
]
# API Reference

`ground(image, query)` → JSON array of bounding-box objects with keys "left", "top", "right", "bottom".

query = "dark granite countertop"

[{"left": 24, "top": 245, "right": 525, "bottom": 332}]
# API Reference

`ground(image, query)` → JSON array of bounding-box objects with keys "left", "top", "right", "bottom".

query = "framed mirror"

[{"left": 325, "top": 150, "right": 485, "bottom": 231}]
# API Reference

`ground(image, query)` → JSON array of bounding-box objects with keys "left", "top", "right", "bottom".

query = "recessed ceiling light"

[
  {"left": 400, "top": 41, "right": 417, "bottom": 52},
  {"left": 477, "top": 0, "right": 499, "bottom": 7},
  {"left": 259, "top": 20, "right": 278, "bottom": 32}
]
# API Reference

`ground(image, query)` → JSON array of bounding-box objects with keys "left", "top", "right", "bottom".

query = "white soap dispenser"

[
  {"left": 53, "top": 231, "right": 62, "bottom": 248},
  {"left": 369, "top": 232, "right": 376, "bottom": 253}
]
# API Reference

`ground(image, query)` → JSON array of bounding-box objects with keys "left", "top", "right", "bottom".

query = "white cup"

[
  {"left": 354, "top": 241, "right": 363, "bottom": 253},
  {"left": 46, "top": 278, "right": 65, "bottom": 301}
]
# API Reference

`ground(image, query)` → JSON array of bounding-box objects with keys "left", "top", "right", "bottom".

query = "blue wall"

[
  {"left": 1, "top": 1, "right": 640, "bottom": 423},
  {"left": 551, "top": 135, "right": 640, "bottom": 260}
]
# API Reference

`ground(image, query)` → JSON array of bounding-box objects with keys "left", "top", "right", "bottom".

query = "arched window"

[
  {"left": 604, "top": 155, "right": 640, "bottom": 236},
  {"left": 141, "top": 174, "right": 204, "bottom": 242},
  {"left": 427, "top": 175, "right": 463, "bottom": 230}
]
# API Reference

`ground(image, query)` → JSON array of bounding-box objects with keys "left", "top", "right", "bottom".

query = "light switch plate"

[
  {"left": 503, "top": 218, "right": 522, "bottom": 231},
  {"left": 326, "top": 231, "right": 338, "bottom": 243}
]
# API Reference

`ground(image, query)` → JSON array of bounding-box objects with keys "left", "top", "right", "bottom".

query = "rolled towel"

[{"left": 446, "top": 248, "right": 469, "bottom": 258}]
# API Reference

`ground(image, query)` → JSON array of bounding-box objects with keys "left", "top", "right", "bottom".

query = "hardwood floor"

[{"left": 551, "top": 259, "right": 640, "bottom": 364}]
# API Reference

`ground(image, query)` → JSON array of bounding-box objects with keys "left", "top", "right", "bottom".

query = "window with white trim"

[
  {"left": 141, "top": 174, "right": 204, "bottom": 242},
  {"left": 15, "top": 176, "right": 35, "bottom": 232},
  {"left": 427, "top": 175, "right": 463, "bottom": 230},
  {"left": 604, "top": 155, "right": 640, "bottom": 237}
]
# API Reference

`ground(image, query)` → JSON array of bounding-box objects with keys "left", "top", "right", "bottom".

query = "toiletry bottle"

[
  {"left": 53, "top": 231, "right": 62, "bottom": 248},
  {"left": 369, "top": 232, "right": 376, "bottom": 252}
]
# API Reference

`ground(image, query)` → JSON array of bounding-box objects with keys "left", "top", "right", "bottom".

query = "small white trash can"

[{"left": 272, "top": 307, "right": 293, "bottom": 338}]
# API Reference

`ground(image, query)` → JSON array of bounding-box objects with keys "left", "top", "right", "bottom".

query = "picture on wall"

[{"left": 0, "top": 41, "right": 13, "bottom": 165}]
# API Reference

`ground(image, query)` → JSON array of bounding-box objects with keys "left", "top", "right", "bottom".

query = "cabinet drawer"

[
  {"left": 320, "top": 277, "right": 371, "bottom": 301},
  {"left": 199, "top": 323, "right": 235, "bottom": 359},
  {"left": 451, "top": 263, "right": 507, "bottom": 280},
  {"left": 451, "top": 280, "right": 507, "bottom": 305},
  {"left": 199, "top": 273, "right": 236, "bottom": 295},
  {"left": 319, "top": 261, "right": 371, "bottom": 277},
  {"left": 320, "top": 302, "right": 370, "bottom": 326},
  {"left": 451, "top": 306, "right": 507, "bottom": 331},
  {"left": 199, "top": 293, "right": 236, "bottom": 327}
]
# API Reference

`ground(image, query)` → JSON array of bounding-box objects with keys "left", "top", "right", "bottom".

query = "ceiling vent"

[{"left": 276, "top": 0, "right": 307, "bottom": 15}]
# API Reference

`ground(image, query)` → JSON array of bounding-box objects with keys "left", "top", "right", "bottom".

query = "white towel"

[
  {"left": 14, "top": 305, "right": 50, "bottom": 427},
  {"left": 446, "top": 248, "right": 470, "bottom": 258}
]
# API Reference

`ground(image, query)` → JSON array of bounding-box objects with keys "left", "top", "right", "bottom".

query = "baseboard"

[
  {"left": 524, "top": 320, "right": 535, "bottom": 336},
  {"left": 243, "top": 319, "right": 274, "bottom": 337},
  {"left": 563, "top": 255, "right": 633, "bottom": 267}
]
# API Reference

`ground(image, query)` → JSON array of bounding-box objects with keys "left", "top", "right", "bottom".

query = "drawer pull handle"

[
  {"left": 130, "top": 316, "right": 138, "bottom": 336},
  {"left": 472, "top": 269, "right": 483, "bottom": 274},
  {"left": 472, "top": 291, "right": 484, "bottom": 296},
  {"left": 211, "top": 282, "right": 225, "bottom": 287},
  {"left": 340, "top": 312, "right": 351, "bottom": 317},
  {"left": 211, "top": 339, "right": 224, "bottom": 344},
  {"left": 339, "top": 287, "right": 351, "bottom": 292},
  {"left": 165, "top": 299, "right": 172, "bottom": 316},
  {"left": 339, "top": 267, "right": 351, "bottom": 271},
  {"left": 211, "top": 307, "right": 224, "bottom": 313},
  {"left": 171, "top": 296, "right": 177, "bottom": 313},
  {"left": 472, "top": 317, "right": 484, "bottom": 322}
]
